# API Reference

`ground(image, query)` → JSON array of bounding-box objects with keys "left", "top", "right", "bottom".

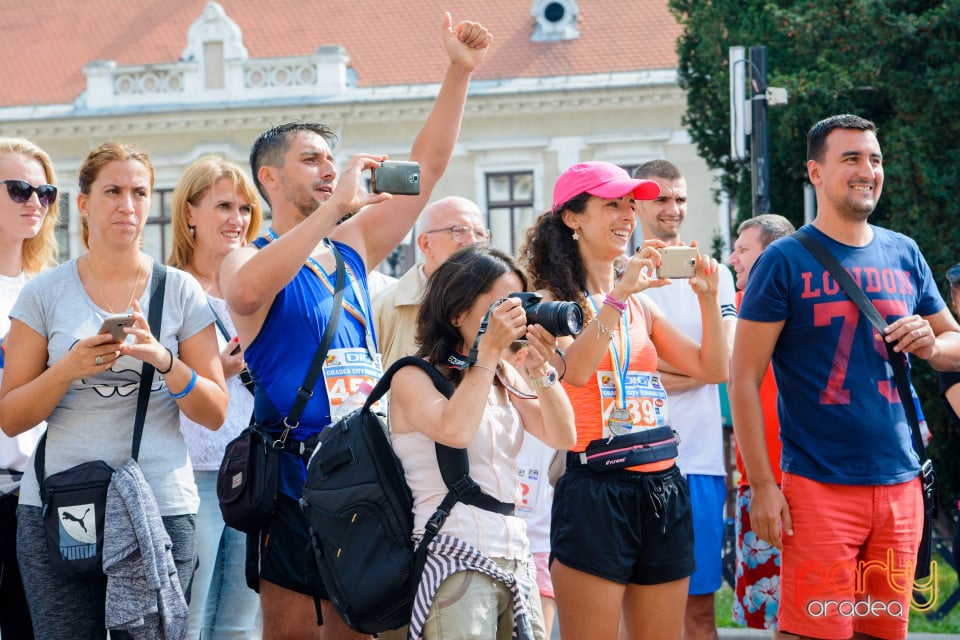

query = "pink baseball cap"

[{"left": 552, "top": 161, "right": 661, "bottom": 213}]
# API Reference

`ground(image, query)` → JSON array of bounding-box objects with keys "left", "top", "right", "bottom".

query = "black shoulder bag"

[
  {"left": 795, "top": 229, "right": 938, "bottom": 580},
  {"left": 36, "top": 261, "right": 166, "bottom": 577},
  {"left": 217, "top": 241, "right": 346, "bottom": 534}
]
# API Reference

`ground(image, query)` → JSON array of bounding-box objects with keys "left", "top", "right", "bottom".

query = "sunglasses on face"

[{"left": 2, "top": 179, "right": 58, "bottom": 207}]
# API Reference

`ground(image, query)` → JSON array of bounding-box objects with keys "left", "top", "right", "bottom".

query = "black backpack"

[{"left": 300, "top": 356, "right": 514, "bottom": 635}]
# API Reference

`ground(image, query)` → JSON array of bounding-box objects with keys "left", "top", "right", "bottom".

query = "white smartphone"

[
  {"left": 656, "top": 246, "right": 699, "bottom": 279},
  {"left": 98, "top": 313, "right": 135, "bottom": 342}
]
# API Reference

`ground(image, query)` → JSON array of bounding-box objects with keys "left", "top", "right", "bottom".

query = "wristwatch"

[{"left": 528, "top": 369, "right": 558, "bottom": 389}]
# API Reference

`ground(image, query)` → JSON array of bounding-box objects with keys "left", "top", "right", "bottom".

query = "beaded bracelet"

[
  {"left": 602, "top": 293, "right": 627, "bottom": 315},
  {"left": 169, "top": 368, "right": 198, "bottom": 399},
  {"left": 157, "top": 347, "right": 174, "bottom": 375}
]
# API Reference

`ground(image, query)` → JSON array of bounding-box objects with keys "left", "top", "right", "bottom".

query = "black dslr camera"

[{"left": 508, "top": 292, "right": 583, "bottom": 337}]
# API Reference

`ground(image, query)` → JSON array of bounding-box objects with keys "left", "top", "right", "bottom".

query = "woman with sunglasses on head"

[
  {"left": 388, "top": 244, "right": 576, "bottom": 640},
  {"left": 168, "top": 155, "right": 263, "bottom": 640},
  {"left": 0, "top": 141, "right": 228, "bottom": 640},
  {"left": 0, "top": 137, "right": 61, "bottom": 640},
  {"left": 519, "top": 162, "right": 728, "bottom": 640}
]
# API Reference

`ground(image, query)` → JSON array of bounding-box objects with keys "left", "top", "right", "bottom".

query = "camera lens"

[{"left": 526, "top": 300, "right": 583, "bottom": 337}]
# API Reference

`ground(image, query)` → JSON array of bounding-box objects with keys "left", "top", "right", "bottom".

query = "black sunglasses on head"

[{"left": 2, "top": 179, "right": 58, "bottom": 207}]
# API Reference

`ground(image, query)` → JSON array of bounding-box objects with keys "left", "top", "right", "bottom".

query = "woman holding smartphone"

[
  {"left": 0, "top": 137, "right": 61, "bottom": 640},
  {"left": 169, "top": 155, "right": 263, "bottom": 639},
  {"left": 0, "top": 141, "right": 227, "bottom": 639},
  {"left": 520, "top": 161, "right": 728, "bottom": 640}
]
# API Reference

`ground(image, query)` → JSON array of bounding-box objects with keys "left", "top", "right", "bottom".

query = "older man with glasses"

[{"left": 373, "top": 195, "right": 489, "bottom": 368}]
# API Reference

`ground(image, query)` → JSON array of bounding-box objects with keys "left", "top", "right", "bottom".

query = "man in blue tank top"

[
  {"left": 220, "top": 14, "right": 492, "bottom": 640},
  {"left": 730, "top": 114, "right": 960, "bottom": 640}
]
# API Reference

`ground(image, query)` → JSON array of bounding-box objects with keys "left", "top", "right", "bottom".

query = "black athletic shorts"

[
  {"left": 550, "top": 464, "right": 695, "bottom": 585},
  {"left": 253, "top": 494, "right": 329, "bottom": 599}
]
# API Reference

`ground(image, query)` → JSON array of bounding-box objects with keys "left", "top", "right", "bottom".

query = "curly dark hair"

[
  {"left": 518, "top": 192, "right": 595, "bottom": 322},
  {"left": 415, "top": 244, "right": 529, "bottom": 386}
]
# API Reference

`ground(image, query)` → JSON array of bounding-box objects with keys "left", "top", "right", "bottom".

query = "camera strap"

[
  {"left": 441, "top": 341, "right": 535, "bottom": 400},
  {"left": 465, "top": 302, "right": 497, "bottom": 365},
  {"left": 443, "top": 346, "right": 473, "bottom": 371}
]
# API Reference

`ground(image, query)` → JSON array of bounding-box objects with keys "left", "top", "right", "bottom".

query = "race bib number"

[
  {"left": 322, "top": 347, "right": 383, "bottom": 417},
  {"left": 596, "top": 370, "right": 668, "bottom": 438},
  {"left": 515, "top": 465, "right": 543, "bottom": 518}
]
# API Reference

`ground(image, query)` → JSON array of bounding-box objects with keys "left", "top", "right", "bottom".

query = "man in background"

[
  {"left": 635, "top": 159, "right": 737, "bottom": 640},
  {"left": 221, "top": 15, "right": 491, "bottom": 640},
  {"left": 373, "top": 196, "right": 488, "bottom": 368},
  {"left": 731, "top": 114, "right": 960, "bottom": 640},
  {"left": 727, "top": 213, "right": 794, "bottom": 634}
]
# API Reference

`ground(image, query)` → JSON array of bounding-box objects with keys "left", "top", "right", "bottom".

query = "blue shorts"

[{"left": 686, "top": 473, "right": 726, "bottom": 595}]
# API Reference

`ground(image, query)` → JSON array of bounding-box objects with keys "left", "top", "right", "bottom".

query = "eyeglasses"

[
  {"left": 2, "top": 179, "right": 58, "bottom": 207},
  {"left": 947, "top": 264, "right": 960, "bottom": 287},
  {"left": 425, "top": 225, "right": 491, "bottom": 243}
]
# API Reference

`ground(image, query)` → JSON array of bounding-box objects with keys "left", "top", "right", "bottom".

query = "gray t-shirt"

[{"left": 12, "top": 257, "right": 213, "bottom": 515}]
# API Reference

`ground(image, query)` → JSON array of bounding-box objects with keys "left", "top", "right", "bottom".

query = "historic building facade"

[{"left": 0, "top": 0, "right": 726, "bottom": 270}]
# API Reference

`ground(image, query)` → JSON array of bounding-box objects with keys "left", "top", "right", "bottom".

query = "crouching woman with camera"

[
  {"left": 387, "top": 244, "right": 576, "bottom": 640},
  {"left": 520, "top": 161, "right": 729, "bottom": 640}
]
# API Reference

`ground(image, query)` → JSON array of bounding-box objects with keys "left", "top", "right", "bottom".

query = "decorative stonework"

[
  {"left": 181, "top": 1, "right": 248, "bottom": 63},
  {"left": 81, "top": 1, "right": 348, "bottom": 111},
  {"left": 112, "top": 66, "right": 186, "bottom": 96}
]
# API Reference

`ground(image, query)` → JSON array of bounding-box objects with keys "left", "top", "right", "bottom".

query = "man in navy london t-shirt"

[{"left": 730, "top": 114, "right": 960, "bottom": 640}]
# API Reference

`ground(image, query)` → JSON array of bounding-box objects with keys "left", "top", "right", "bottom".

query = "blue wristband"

[{"left": 169, "top": 367, "right": 197, "bottom": 399}]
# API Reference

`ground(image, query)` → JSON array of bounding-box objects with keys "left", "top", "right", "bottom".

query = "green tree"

[{"left": 670, "top": 0, "right": 960, "bottom": 528}]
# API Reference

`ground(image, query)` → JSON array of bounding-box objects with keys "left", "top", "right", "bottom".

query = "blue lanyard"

[
  {"left": 261, "top": 229, "right": 378, "bottom": 358},
  {"left": 586, "top": 294, "right": 630, "bottom": 410}
]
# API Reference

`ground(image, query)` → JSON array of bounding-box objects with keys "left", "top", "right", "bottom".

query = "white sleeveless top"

[{"left": 391, "top": 386, "right": 529, "bottom": 560}]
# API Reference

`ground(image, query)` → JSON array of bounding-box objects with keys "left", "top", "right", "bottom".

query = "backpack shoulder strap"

[
  {"left": 368, "top": 356, "right": 514, "bottom": 513},
  {"left": 365, "top": 355, "right": 451, "bottom": 406},
  {"left": 380, "top": 356, "right": 516, "bottom": 596},
  {"left": 132, "top": 261, "right": 166, "bottom": 461}
]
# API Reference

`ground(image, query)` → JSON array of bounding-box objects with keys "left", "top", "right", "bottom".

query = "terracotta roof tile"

[{"left": 0, "top": 0, "right": 680, "bottom": 107}]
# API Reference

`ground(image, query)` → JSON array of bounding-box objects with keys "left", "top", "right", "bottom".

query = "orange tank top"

[{"left": 563, "top": 295, "right": 674, "bottom": 472}]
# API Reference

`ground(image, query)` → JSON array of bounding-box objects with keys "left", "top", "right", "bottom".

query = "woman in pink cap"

[{"left": 520, "top": 161, "right": 729, "bottom": 640}]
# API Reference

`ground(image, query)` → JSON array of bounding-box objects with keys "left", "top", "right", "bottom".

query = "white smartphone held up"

[
  {"left": 656, "top": 246, "right": 699, "bottom": 279},
  {"left": 98, "top": 313, "right": 135, "bottom": 342}
]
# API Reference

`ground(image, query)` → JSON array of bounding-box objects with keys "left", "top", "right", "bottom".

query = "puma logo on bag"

[{"left": 62, "top": 508, "right": 91, "bottom": 533}]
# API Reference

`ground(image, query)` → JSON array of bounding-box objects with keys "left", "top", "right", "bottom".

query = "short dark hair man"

[
  {"left": 635, "top": 159, "right": 737, "bottom": 640},
  {"left": 221, "top": 14, "right": 492, "bottom": 640},
  {"left": 730, "top": 114, "right": 960, "bottom": 640}
]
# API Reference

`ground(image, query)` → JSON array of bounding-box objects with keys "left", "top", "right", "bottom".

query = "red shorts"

[{"left": 779, "top": 472, "right": 923, "bottom": 640}]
